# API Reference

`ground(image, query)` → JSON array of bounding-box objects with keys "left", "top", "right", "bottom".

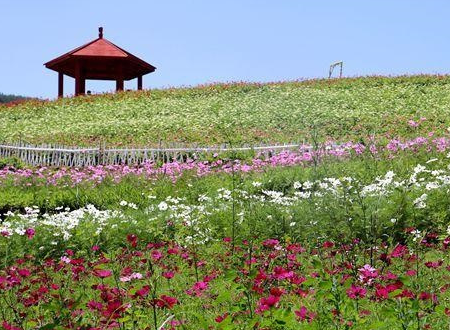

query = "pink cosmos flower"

[
  {"left": 25, "top": 228, "right": 35, "bottom": 239},
  {"left": 17, "top": 268, "right": 31, "bottom": 277},
  {"left": 215, "top": 313, "right": 229, "bottom": 323},
  {"left": 358, "top": 264, "right": 378, "bottom": 285},
  {"left": 93, "top": 269, "right": 113, "bottom": 278},
  {"left": 272, "top": 266, "right": 294, "bottom": 280},
  {"left": 322, "top": 241, "right": 334, "bottom": 248},
  {"left": 135, "top": 285, "right": 150, "bottom": 298},
  {"left": 120, "top": 272, "right": 143, "bottom": 282},
  {"left": 295, "top": 306, "right": 316, "bottom": 322},
  {"left": 262, "top": 239, "right": 279, "bottom": 247},
  {"left": 151, "top": 250, "right": 163, "bottom": 261},
  {"left": 256, "top": 295, "right": 280, "bottom": 314},
  {"left": 2, "top": 321, "right": 21, "bottom": 330},
  {"left": 406, "top": 269, "right": 417, "bottom": 276},
  {"left": 408, "top": 120, "right": 419, "bottom": 128},
  {"left": 391, "top": 244, "right": 408, "bottom": 258},
  {"left": 60, "top": 256, "right": 71, "bottom": 264},
  {"left": 162, "top": 271, "right": 175, "bottom": 279},
  {"left": 186, "top": 281, "right": 208, "bottom": 296},
  {"left": 347, "top": 285, "right": 367, "bottom": 299},
  {"left": 154, "top": 295, "right": 178, "bottom": 309},
  {"left": 87, "top": 300, "right": 103, "bottom": 311},
  {"left": 425, "top": 260, "right": 443, "bottom": 269}
]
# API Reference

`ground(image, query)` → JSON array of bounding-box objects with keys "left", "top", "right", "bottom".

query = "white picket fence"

[{"left": 0, "top": 141, "right": 309, "bottom": 167}]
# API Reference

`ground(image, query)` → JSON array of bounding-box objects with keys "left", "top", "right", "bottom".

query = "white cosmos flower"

[{"left": 158, "top": 201, "right": 168, "bottom": 211}]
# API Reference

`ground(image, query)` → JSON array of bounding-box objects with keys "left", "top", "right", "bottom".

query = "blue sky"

[{"left": 0, "top": 0, "right": 449, "bottom": 98}]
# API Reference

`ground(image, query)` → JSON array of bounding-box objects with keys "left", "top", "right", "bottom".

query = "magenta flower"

[
  {"left": 256, "top": 295, "right": 280, "bottom": 314},
  {"left": 154, "top": 295, "right": 178, "bottom": 309},
  {"left": 25, "top": 228, "right": 35, "bottom": 239},
  {"left": 93, "top": 269, "right": 113, "bottom": 278},
  {"left": 162, "top": 271, "right": 175, "bottom": 279},
  {"left": 295, "top": 306, "right": 316, "bottom": 322},
  {"left": 358, "top": 264, "right": 378, "bottom": 285},
  {"left": 347, "top": 285, "right": 367, "bottom": 299},
  {"left": 135, "top": 285, "right": 150, "bottom": 298},
  {"left": 151, "top": 250, "right": 163, "bottom": 261}
]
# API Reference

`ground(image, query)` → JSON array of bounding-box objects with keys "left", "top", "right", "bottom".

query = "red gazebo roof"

[{"left": 44, "top": 27, "right": 156, "bottom": 81}]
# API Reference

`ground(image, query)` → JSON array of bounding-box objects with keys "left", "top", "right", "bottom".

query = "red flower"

[
  {"left": 375, "top": 286, "right": 389, "bottom": 300},
  {"left": 151, "top": 250, "right": 163, "bottom": 261},
  {"left": 256, "top": 295, "right": 280, "bottom": 314},
  {"left": 322, "top": 241, "right": 334, "bottom": 248},
  {"left": 215, "top": 312, "right": 229, "bottom": 323},
  {"left": 272, "top": 266, "right": 294, "bottom": 280},
  {"left": 295, "top": 306, "right": 316, "bottom": 322},
  {"left": 2, "top": 321, "right": 21, "bottom": 330},
  {"left": 406, "top": 269, "right": 417, "bottom": 276},
  {"left": 443, "top": 237, "right": 450, "bottom": 249},
  {"left": 262, "top": 239, "right": 279, "bottom": 248},
  {"left": 155, "top": 295, "right": 178, "bottom": 309},
  {"left": 135, "top": 285, "right": 150, "bottom": 298},
  {"left": 424, "top": 260, "right": 443, "bottom": 269},
  {"left": 17, "top": 268, "right": 31, "bottom": 277},
  {"left": 346, "top": 285, "right": 367, "bottom": 299},
  {"left": 93, "top": 269, "right": 113, "bottom": 278},
  {"left": 127, "top": 234, "right": 138, "bottom": 248},
  {"left": 87, "top": 300, "right": 103, "bottom": 311},
  {"left": 391, "top": 244, "right": 408, "bottom": 258},
  {"left": 269, "top": 287, "right": 285, "bottom": 297},
  {"left": 162, "top": 271, "right": 175, "bottom": 279},
  {"left": 25, "top": 228, "right": 35, "bottom": 239},
  {"left": 445, "top": 308, "right": 450, "bottom": 316},
  {"left": 186, "top": 281, "right": 208, "bottom": 296},
  {"left": 396, "top": 289, "right": 415, "bottom": 299}
]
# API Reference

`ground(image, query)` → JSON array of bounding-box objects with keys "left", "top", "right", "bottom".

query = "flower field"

[
  {"left": 3, "top": 75, "right": 450, "bottom": 328},
  {"left": 1, "top": 75, "right": 450, "bottom": 146},
  {"left": 2, "top": 141, "right": 450, "bottom": 328}
]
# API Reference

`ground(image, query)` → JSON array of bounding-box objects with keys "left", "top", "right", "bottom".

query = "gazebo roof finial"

[{"left": 98, "top": 27, "right": 103, "bottom": 39}]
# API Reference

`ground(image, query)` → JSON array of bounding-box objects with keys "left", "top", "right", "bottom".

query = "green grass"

[{"left": 1, "top": 75, "right": 450, "bottom": 146}]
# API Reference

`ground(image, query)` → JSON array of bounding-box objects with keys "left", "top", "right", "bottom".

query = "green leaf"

[{"left": 319, "top": 280, "right": 332, "bottom": 290}]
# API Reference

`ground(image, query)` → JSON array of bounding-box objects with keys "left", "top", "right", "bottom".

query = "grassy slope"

[{"left": 1, "top": 75, "right": 450, "bottom": 146}]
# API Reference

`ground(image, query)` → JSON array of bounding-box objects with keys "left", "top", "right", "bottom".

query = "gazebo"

[{"left": 44, "top": 27, "right": 156, "bottom": 97}]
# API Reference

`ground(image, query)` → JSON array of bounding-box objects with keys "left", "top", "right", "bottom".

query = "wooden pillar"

[
  {"left": 116, "top": 79, "right": 124, "bottom": 92},
  {"left": 80, "top": 77, "right": 86, "bottom": 95},
  {"left": 74, "top": 61, "right": 85, "bottom": 96},
  {"left": 116, "top": 60, "right": 124, "bottom": 92},
  {"left": 58, "top": 72, "right": 64, "bottom": 98},
  {"left": 137, "top": 75, "right": 143, "bottom": 90},
  {"left": 75, "top": 61, "right": 81, "bottom": 96}
]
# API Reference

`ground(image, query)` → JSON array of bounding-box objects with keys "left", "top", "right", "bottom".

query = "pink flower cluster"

[{"left": 1, "top": 133, "right": 450, "bottom": 187}]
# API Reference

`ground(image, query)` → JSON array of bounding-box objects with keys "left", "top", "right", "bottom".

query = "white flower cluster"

[{"left": 1, "top": 205, "right": 123, "bottom": 240}]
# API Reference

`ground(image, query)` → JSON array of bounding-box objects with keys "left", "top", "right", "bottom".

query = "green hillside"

[{"left": 1, "top": 75, "right": 449, "bottom": 146}]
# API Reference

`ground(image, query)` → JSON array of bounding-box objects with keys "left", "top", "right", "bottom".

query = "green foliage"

[
  {"left": 1, "top": 75, "right": 449, "bottom": 146},
  {"left": 0, "top": 156, "right": 24, "bottom": 169}
]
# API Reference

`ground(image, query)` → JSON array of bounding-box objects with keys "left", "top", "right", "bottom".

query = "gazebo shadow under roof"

[{"left": 44, "top": 27, "right": 156, "bottom": 97}]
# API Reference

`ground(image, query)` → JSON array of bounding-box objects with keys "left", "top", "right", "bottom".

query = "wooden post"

[
  {"left": 116, "top": 60, "right": 124, "bottom": 92},
  {"left": 137, "top": 75, "right": 143, "bottom": 90},
  {"left": 116, "top": 79, "right": 124, "bottom": 91},
  {"left": 80, "top": 77, "right": 86, "bottom": 95},
  {"left": 75, "top": 63, "right": 80, "bottom": 96},
  {"left": 74, "top": 61, "right": 85, "bottom": 96},
  {"left": 58, "top": 72, "right": 64, "bottom": 98}
]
